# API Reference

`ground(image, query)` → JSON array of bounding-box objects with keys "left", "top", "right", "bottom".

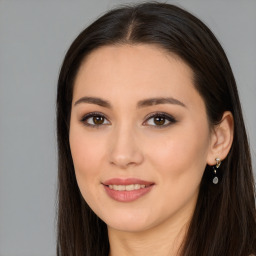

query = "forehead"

[{"left": 73, "top": 44, "right": 201, "bottom": 108}]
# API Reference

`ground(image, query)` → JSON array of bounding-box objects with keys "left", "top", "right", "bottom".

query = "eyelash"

[
  {"left": 80, "top": 111, "right": 177, "bottom": 128},
  {"left": 143, "top": 112, "right": 177, "bottom": 128},
  {"left": 81, "top": 112, "right": 110, "bottom": 128}
]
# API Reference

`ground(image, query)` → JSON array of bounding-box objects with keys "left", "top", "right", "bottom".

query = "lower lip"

[{"left": 103, "top": 185, "right": 154, "bottom": 202}]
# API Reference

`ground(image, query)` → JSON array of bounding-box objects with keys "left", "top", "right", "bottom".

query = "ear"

[{"left": 207, "top": 111, "right": 234, "bottom": 166}]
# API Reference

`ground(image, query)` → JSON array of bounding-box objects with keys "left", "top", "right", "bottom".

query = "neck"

[{"left": 108, "top": 214, "right": 190, "bottom": 256}]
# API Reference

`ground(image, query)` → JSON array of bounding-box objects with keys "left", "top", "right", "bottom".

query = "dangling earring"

[{"left": 212, "top": 158, "right": 221, "bottom": 184}]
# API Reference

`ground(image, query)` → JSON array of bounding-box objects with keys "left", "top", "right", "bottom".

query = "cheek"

[
  {"left": 143, "top": 124, "right": 210, "bottom": 220},
  {"left": 147, "top": 123, "right": 210, "bottom": 182},
  {"left": 69, "top": 130, "right": 108, "bottom": 216},
  {"left": 69, "top": 126, "right": 107, "bottom": 199},
  {"left": 70, "top": 128, "right": 105, "bottom": 171}
]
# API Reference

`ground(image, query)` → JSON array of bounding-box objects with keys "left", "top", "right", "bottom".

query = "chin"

[
  {"left": 107, "top": 220, "right": 151, "bottom": 233},
  {"left": 100, "top": 210, "right": 157, "bottom": 233}
]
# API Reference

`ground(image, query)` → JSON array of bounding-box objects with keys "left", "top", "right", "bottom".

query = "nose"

[{"left": 108, "top": 125, "right": 144, "bottom": 169}]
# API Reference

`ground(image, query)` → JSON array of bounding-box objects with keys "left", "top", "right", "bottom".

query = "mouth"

[
  {"left": 104, "top": 184, "right": 151, "bottom": 191},
  {"left": 102, "top": 178, "right": 155, "bottom": 202}
]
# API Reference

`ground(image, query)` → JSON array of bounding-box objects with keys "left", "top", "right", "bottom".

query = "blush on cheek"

[
  {"left": 150, "top": 131, "right": 207, "bottom": 178},
  {"left": 70, "top": 130, "right": 99, "bottom": 163},
  {"left": 71, "top": 140, "right": 107, "bottom": 194}
]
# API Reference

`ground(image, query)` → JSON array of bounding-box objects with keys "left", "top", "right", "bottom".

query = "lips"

[
  {"left": 102, "top": 178, "right": 155, "bottom": 202},
  {"left": 103, "top": 178, "right": 154, "bottom": 186},
  {"left": 108, "top": 184, "right": 147, "bottom": 191}
]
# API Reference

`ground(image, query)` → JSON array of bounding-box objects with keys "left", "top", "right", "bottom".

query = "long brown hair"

[{"left": 56, "top": 2, "right": 256, "bottom": 255}]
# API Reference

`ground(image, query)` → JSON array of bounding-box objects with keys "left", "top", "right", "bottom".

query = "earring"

[{"left": 212, "top": 158, "right": 221, "bottom": 184}]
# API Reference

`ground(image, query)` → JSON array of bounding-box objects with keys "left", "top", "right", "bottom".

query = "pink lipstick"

[{"left": 102, "top": 178, "right": 154, "bottom": 202}]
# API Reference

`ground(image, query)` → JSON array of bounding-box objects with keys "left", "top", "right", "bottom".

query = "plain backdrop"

[{"left": 0, "top": 0, "right": 255, "bottom": 255}]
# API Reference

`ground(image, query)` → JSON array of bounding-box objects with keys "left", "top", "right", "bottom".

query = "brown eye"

[
  {"left": 144, "top": 113, "right": 177, "bottom": 128},
  {"left": 93, "top": 116, "right": 105, "bottom": 125},
  {"left": 154, "top": 116, "right": 165, "bottom": 125},
  {"left": 81, "top": 113, "right": 110, "bottom": 127}
]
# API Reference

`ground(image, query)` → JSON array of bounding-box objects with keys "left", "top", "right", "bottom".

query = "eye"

[
  {"left": 81, "top": 112, "right": 110, "bottom": 127},
  {"left": 143, "top": 112, "right": 177, "bottom": 128}
]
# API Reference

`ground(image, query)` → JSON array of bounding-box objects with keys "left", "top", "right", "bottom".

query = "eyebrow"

[
  {"left": 137, "top": 97, "right": 186, "bottom": 108},
  {"left": 74, "top": 97, "right": 112, "bottom": 108},
  {"left": 74, "top": 96, "right": 186, "bottom": 108}
]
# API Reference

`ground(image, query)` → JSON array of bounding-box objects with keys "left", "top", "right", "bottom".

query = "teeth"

[
  {"left": 113, "top": 185, "right": 125, "bottom": 191},
  {"left": 108, "top": 184, "right": 148, "bottom": 191},
  {"left": 134, "top": 184, "right": 140, "bottom": 190}
]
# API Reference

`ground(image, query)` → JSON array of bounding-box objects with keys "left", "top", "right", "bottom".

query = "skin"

[{"left": 69, "top": 44, "right": 233, "bottom": 256}]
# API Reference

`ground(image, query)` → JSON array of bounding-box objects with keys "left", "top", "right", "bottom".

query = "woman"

[{"left": 56, "top": 2, "right": 256, "bottom": 256}]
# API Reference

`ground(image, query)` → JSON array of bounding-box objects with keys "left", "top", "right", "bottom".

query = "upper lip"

[{"left": 102, "top": 178, "right": 154, "bottom": 186}]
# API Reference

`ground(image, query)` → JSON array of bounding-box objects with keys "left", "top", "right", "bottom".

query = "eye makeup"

[
  {"left": 80, "top": 111, "right": 177, "bottom": 129},
  {"left": 80, "top": 111, "right": 110, "bottom": 128},
  {"left": 143, "top": 112, "right": 177, "bottom": 128}
]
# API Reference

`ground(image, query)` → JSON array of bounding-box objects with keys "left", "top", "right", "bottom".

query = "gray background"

[{"left": 0, "top": 0, "right": 255, "bottom": 255}]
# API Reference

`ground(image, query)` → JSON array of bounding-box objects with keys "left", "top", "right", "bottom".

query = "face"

[{"left": 69, "top": 44, "right": 213, "bottom": 233}]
